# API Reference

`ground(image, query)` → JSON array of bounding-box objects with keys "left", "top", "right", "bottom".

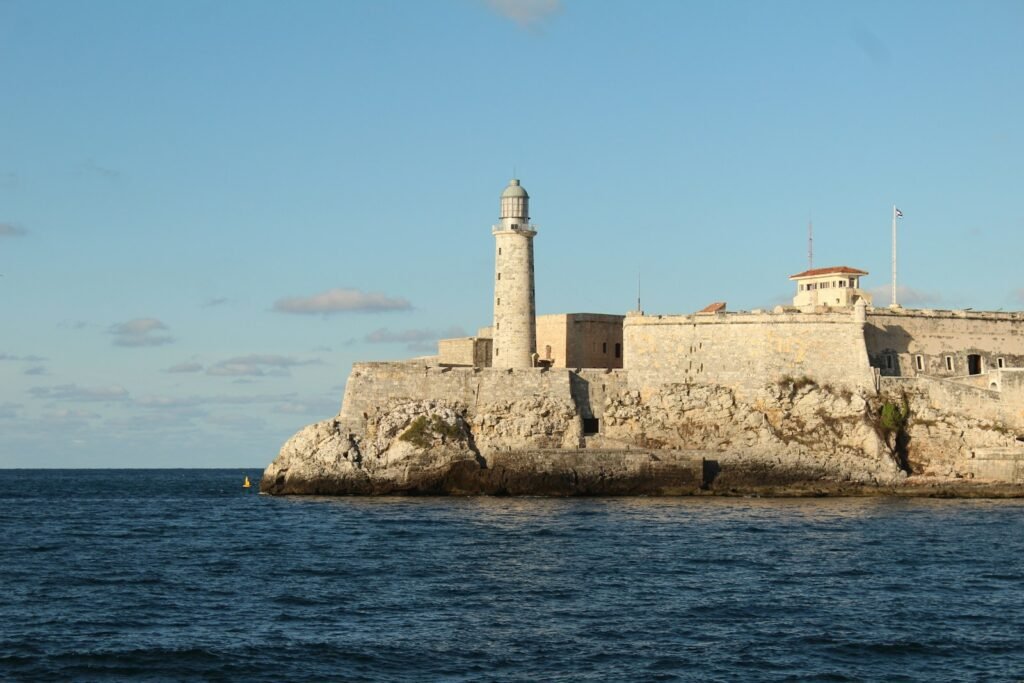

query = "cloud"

[
  {"left": 109, "top": 318, "right": 175, "bottom": 347},
  {"left": 0, "top": 352, "right": 47, "bottom": 362},
  {"left": 23, "top": 366, "right": 47, "bottom": 376},
  {"left": 29, "top": 384, "right": 130, "bottom": 402},
  {"left": 868, "top": 285, "right": 942, "bottom": 308},
  {"left": 205, "top": 414, "right": 268, "bottom": 430},
  {"left": 274, "top": 398, "right": 340, "bottom": 416},
  {"left": 166, "top": 361, "right": 203, "bottom": 373},
  {"left": 273, "top": 288, "right": 412, "bottom": 315},
  {"left": 365, "top": 326, "right": 467, "bottom": 351},
  {"left": 203, "top": 297, "right": 229, "bottom": 308},
  {"left": 483, "top": 0, "right": 561, "bottom": 26},
  {"left": 206, "top": 354, "right": 321, "bottom": 377},
  {"left": 45, "top": 408, "right": 100, "bottom": 421},
  {"left": 851, "top": 26, "right": 891, "bottom": 66},
  {"left": 79, "top": 158, "right": 121, "bottom": 180},
  {"left": 0, "top": 222, "right": 27, "bottom": 237},
  {"left": 0, "top": 402, "right": 22, "bottom": 419},
  {"left": 135, "top": 392, "right": 299, "bottom": 409}
]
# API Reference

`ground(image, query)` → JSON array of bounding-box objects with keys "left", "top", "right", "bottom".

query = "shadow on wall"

[{"left": 569, "top": 373, "right": 593, "bottom": 420}]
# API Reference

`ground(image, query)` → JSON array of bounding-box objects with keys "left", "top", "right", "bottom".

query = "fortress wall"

[
  {"left": 881, "top": 376, "right": 1024, "bottom": 428},
  {"left": 437, "top": 338, "right": 492, "bottom": 367},
  {"left": 623, "top": 311, "right": 875, "bottom": 397},
  {"left": 566, "top": 315, "right": 624, "bottom": 369},
  {"left": 864, "top": 309, "right": 1024, "bottom": 378},
  {"left": 338, "top": 362, "right": 576, "bottom": 426},
  {"left": 536, "top": 315, "right": 568, "bottom": 366},
  {"left": 572, "top": 369, "right": 630, "bottom": 420}
]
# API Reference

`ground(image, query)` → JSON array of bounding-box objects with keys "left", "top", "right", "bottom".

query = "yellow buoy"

[{"left": 243, "top": 476, "right": 251, "bottom": 488}]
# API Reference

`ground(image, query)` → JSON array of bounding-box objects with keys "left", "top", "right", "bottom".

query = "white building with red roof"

[{"left": 789, "top": 266, "right": 872, "bottom": 309}]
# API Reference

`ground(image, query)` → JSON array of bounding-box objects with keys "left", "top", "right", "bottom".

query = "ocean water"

[{"left": 1, "top": 470, "right": 1022, "bottom": 682}]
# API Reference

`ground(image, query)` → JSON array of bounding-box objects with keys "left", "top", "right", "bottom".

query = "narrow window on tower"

[
  {"left": 915, "top": 355, "right": 924, "bottom": 371},
  {"left": 615, "top": 343, "right": 621, "bottom": 359},
  {"left": 496, "top": 298, "right": 500, "bottom": 305},
  {"left": 498, "top": 248, "right": 502, "bottom": 255},
  {"left": 603, "top": 342, "right": 607, "bottom": 354},
  {"left": 497, "top": 273, "right": 501, "bottom": 280}
]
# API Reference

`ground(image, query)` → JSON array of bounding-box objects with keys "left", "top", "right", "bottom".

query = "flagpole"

[{"left": 891, "top": 204, "right": 898, "bottom": 308}]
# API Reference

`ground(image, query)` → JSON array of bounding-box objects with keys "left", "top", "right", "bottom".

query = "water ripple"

[{"left": 1, "top": 470, "right": 1022, "bottom": 681}]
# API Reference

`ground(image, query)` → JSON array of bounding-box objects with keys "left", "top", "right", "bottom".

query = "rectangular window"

[
  {"left": 885, "top": 355, "right": 893, "bottom": 369},
  {"left": 615, "top": 343, "right": 621, "bottom": 359},
  {"left": 602, "top": 342, "right": 607, "bottom": 354},
  {"left": 849, "top": 278, "right": 855, "bottom": 287},
  {"left": 915, "top": 355, "right": 924, "bottom": 371},
  {"left": 945, "top": 356, "right": 953, "bottom": 371},
  {"left": 582, "top": 418, "right": 600, "bottom": 435},
  {"left": 497, "top": 273, "right": 501, "bottom": 280},
  {"left": 998, "top": 358, "right": 1005, "bottom": 369},
  {"left": 498, "top": 248, "right": 502, "bottom": 255}
]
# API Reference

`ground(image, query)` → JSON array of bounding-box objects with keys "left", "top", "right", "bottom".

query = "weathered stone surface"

[{"left": 261, "top": 360, "right": 1024, "bottom": 497}]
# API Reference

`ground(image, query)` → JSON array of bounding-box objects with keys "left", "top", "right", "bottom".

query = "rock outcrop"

[{"left": 261, "top": 365, "right": 1024, "bottom": 497}]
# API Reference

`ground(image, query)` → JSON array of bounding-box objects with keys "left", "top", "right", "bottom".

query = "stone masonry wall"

[
  {"left": 864, "top": 309, "right": 1024, "bottom": 378},
  {"left": 624, "top": 310, "right": 876, "bottom": 398}
]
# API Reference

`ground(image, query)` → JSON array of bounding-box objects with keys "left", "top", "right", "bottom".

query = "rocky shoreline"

[{"left": 261, "top": 372, "right": 1024, "bottom": 499}]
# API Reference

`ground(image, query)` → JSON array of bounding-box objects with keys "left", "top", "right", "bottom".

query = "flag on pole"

[{"left": 895, "top": 208, "right": 904, "bottom": 218}]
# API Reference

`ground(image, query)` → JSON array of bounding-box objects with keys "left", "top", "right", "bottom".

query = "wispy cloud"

[
  {"left": 166, "top": 361, "right": 203, "bottom": 373},
  {"left": 0, "top": 222, "right": 27, "bottom": 237},
  {"left": 45, "top": 408, "right": 100, "bottom": 421},
  {"left": 203, "top": 297, "right": 229, "bottom": 308},
  {"left": 868, "top": 285, "right": 942, "bottom": 308},
  {"left": 29, "top": 384, "right": 130, "bottom": 402},
  {"left": 0, "top": 352, "right": 47, "bottom": 362},
  {"left": 135, "top": 392, "right": 300, "bottom": 409},
  {"left": 24, "top": 366, "right": 47, "bottom": 376},
  {"left": 274, "top": 398, "right": 340, "bottom": 416},
  {"left": 273, "top": 288, "right": 412, "bottom": 315},
  {"left": 205, "top": 414, "right": 269, "bottom": 430},
  {"left": 365, "top": 326, "right": 467, "bottom": 351},
  {"left": 79, "top": 158, "right": 121, "bottom": 180},
  {"left": 206, "top": 354, "right": 321, "bottom": 377},
  {"left": 483, "top": 0, "right": 561, "bottom": 27},
  {"left": 0, "top": 402, "right": 22, "bottom": 419},
  {"left": 109, "top": 318, "right": 175, "bottom": 347},
  {"left": 851, "top": 26, "right": 891, "bottom": 66}
]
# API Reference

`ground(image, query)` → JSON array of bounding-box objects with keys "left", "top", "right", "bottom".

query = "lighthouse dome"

[
  {"left": 501, "top": 178, "right": 529, "bottom": 198},
  {"left": 500, "top": 179, "right": 529, "bottom": 220}
]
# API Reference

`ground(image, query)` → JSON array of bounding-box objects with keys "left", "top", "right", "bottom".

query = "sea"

[{"left": 1, "top": 469, "right": 1022, "bottom": 682}]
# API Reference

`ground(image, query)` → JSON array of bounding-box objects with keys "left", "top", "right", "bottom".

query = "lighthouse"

[{"left": 492, "top": 179, "right": 537, "bottom": 368}]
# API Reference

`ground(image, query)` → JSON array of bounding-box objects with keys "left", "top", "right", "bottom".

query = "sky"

[{"left": 1, "top": 0, "right": 1022, "bottom": 467}]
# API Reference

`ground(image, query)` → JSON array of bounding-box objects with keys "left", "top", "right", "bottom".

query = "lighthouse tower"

[{"left": 492, "top": 179, "right": 537, "bottom": 368}]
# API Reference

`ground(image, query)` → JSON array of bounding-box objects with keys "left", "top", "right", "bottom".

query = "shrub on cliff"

[
  {"left": 872, "top": 393, "right": 911, "bottom": 473},
  {"left": 399, "top": 414, "right": 463, "bottom": 449}
]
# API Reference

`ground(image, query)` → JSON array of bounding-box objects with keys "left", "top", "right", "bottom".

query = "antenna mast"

[
  {"left": 636, "top": 270, "right": 642, "bottom": 313},
  {"left": 808, "top": 217, "right": 813, "bottom": 269}
]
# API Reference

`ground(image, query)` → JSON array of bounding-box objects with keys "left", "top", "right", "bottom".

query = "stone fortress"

[{"left": 261, "top": 180, "right": 1024, "bottom": 495}]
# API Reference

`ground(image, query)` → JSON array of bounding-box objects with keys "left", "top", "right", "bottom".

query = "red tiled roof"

[
  {"left": 789, "top": 266, "right": 868, "bottom": 280},
  {"left": 698, "top": 301, "right": 727, "bottom": 313}
]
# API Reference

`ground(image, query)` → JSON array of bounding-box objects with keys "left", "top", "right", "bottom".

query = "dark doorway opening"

[
  {"left": 582, "top": 418, "right": 600, "bottom": 435},
  {"left": 968, "top": 354, "right": 982, "bottom": 375}
]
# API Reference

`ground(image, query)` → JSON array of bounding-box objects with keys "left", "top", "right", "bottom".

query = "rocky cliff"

[{"left": 260, "top": 367, "right": 1024, "bottom": 496}]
